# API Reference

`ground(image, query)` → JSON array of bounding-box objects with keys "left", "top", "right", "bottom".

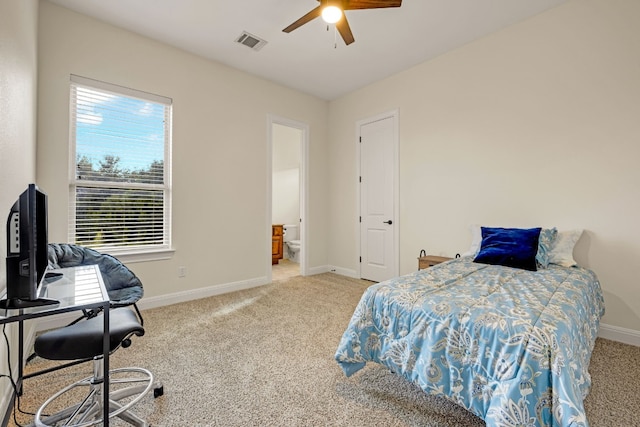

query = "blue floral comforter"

[{"left": 335, "top": 257, "right": 605, "bottom": 427}]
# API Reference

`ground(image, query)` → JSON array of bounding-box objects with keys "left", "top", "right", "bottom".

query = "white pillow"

[
  {"left": 548, "top": 229, "right": 583, "bottom": 267},
  {"left": 461, "top": 224, "right": 482, "bottom": 257}
]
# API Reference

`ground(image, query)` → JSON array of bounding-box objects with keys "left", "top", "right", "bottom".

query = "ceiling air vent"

[{"left": 235, "top": 31, "right": 267, "bottom": 51}]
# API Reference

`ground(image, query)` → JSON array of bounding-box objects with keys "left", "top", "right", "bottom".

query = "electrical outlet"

[{"left": 178, "top": 266, "right": 187, "bottom": 278}]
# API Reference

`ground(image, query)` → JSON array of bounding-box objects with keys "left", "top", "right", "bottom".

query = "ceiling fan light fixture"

[
  {"left": 321, "top": 6, "right": 342, "bottom": 24},
  {"left": 283, "top": 0, "right": 402, "bottom": 46}
]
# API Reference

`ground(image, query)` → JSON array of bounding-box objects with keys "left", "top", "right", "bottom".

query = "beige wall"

[
  {"left": 36, "top": 1, "right": 329, "bottom": 300},
  {"left": 0, "top": 0, "right": 39, "bottom": 272},
  {"left": 328, "top": 0, "right": 640, "bottom": 334},
  {"left": 0, "top": 0, "right": 39, "bottom": 414}
]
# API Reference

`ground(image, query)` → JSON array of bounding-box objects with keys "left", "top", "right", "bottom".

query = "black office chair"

[
  {"left": 25, "top": 243, "right": 147, "bottom": 371},
  {"left": 32, "top": 307, "right": 162, "bottom": 426},
  {"left": 47, "top": 244, "right": 144, "bottom": 325}
]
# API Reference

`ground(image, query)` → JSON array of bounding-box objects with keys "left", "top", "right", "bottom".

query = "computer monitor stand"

[{"left": 0, "top": 297, "right": 59, "bottom": 310}]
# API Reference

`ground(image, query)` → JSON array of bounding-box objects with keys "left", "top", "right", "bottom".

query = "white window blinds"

[{"left": 69, "top": 75, "right": 172, "bottom": 253}]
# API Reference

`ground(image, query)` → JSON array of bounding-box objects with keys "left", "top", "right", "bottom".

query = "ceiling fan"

[{"left": 282, "top": 0, "right": 403, "bottom": 46}]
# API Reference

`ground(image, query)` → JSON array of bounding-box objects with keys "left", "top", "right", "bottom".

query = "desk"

[{"left": 0, "top": 265, "right": 111, "bottom": 426}]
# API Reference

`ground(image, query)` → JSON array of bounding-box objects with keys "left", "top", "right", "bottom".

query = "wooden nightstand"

[{"left": 418, "top": 255, "right": 453, "bottom": 270}]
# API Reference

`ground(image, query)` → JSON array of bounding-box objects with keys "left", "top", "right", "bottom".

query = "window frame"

[{"left": 68, "top": 75, "right": 173, "bottom": 262}]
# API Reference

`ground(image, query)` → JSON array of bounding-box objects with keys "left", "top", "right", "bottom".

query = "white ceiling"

[{"left": 46, "top": 0, "right": 567, "bottom": 100}]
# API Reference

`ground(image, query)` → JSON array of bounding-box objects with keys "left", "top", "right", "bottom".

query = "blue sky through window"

[{"left": 75, "top": 86, "right": 166, "bottom": 173}]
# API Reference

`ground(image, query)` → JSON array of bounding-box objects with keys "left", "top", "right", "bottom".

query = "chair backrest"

[{"left": 48, "top": 243, "right": 143, "bottom": 306}]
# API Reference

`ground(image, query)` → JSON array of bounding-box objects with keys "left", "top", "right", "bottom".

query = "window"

[{"left": 69, "top": 75, "right": 172, "bottom": 255}]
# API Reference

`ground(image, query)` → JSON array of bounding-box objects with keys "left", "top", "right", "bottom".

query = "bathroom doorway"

[{"left": 267, "top": 115, "right": 308, "bottom": 282}]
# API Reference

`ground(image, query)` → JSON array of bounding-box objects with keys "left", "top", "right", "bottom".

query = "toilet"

[{"left": 283, "top": 224, "right": 301, "bottom": 263}]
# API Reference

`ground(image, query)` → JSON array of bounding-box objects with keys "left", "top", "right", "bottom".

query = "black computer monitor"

[{"left": 1, "top": 184, "right": 57, "bottom": 309}]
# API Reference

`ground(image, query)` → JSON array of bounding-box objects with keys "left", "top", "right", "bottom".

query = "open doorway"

[{"left": 267, "top": 115, "right": 308, "bottom": 283}]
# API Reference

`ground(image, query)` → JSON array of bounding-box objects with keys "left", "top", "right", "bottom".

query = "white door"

[{"left": 359, "top": 113, "right": 397, "bottom": 282}]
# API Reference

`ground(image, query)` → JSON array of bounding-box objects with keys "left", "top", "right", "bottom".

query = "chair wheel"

[{"left": 154, "top": 384, "right": 164, "bottom": 398}]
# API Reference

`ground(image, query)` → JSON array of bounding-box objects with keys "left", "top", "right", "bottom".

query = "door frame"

[
  {"left": 266, "top": 114, "right": 309, "bottom": 282},
  {"left": 356, "top": 109, "right": 400, "bottom": 280}
]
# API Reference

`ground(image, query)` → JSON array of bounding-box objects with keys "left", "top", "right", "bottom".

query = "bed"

[{"left": 335, "top": 228, "right": 605, "bottom": 427}]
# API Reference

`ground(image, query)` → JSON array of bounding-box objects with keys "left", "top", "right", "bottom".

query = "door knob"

[{"left": 383, "top": 220, "right": 393, "bottom": 225}]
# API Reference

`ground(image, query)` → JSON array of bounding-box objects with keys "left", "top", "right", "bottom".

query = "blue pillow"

[{"left": 473, "top": 227, "right": 542, "bottom": 271}]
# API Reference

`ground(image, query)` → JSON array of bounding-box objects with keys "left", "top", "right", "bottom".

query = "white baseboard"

[
  {"left": 598, "top": 323, "right": 640, "bottom": 347},
  {"left": 306, "top": 265, "right": 361, "bottom": 278},
  {"left": 327, "top": 265, "right": 358, "bottom": 278},
  {"left": 306, "top": 265, "right": 331, "bottom": 275},
  {"left": 138, "top": 276, "right": 269, "bottom": 311}
]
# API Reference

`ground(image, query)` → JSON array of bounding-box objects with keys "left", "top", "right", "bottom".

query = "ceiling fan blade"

[
  {"left": 283, "top": 6, "right": 323, "bottom": 33},
  {"left": 336, "top": 16, "right": 355, "bottom": 45},
  {"left": 344, "top": 0, "right": 402, "bottom": 10}
]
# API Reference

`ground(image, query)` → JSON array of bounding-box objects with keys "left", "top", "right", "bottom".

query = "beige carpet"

[{"left": 11, "top": 273, "right": 640, "bottom": 426}]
